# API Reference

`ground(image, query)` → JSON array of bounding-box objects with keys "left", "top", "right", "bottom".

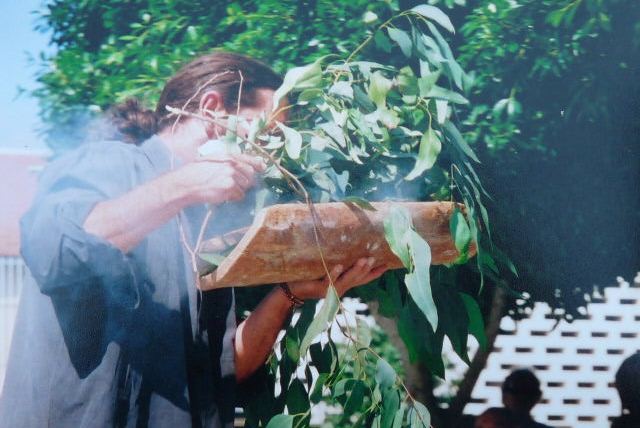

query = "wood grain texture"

[{"left": 198, "top": 201, "right": 475, "bottom": 289}]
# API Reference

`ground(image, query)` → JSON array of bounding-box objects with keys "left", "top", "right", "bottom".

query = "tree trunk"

[
  {"left": 369, "top": 302, "right": 447, "bottom": 427},
  {"left": 370, "top": 285, "right": 507, "bottom": 428},
  {"left": 448, "top": 286, "right": 507, "bottom": 423}
]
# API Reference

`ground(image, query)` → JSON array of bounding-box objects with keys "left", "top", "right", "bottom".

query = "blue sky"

[{"left": 0, "top": 1, "right": 50, "bottom": 152}]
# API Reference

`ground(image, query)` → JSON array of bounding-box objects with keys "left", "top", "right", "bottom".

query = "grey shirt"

[{"left": 0, "top": 137, "right": 236, "bottom": 427}]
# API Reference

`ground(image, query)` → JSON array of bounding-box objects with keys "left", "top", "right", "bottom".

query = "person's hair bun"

[{"left": 109, "top": 98, "right": 158, "bottom": 145}]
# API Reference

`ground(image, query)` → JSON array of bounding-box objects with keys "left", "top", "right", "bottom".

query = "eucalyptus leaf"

[
  {"left": 266, "top": 414, "right": 295, "bottom": 428},
  {"left": 343, "top": 196, "right": 376, "bottom": 211},
  {"left": 355, "top": 317, "right": 373, "bottom": 347},
  {"left": 310, "top": 135, "right": 331, "bottom": 151},
  {"left": 310, "top": 373, "right": 328, "bottom": 403},
  {"left": 344, "top": 380, "right": 367, "bottom": 415},
  {"left": 297, "top": 88, "right": 323, "bottom": 104},
  {"left": 285, "top": 336, "right": 300, "bottom": 362},
  {"left": 392, "top": 403, "right": 407, "bottom": 428},
  {"left": 319, "top": 121, "right": 347, "bottom": 147},
  {"left": 405, "top": 127, "right": 441, "bottom": 180},
  {"left": 199, "top": 252, "right": 226, "bottom": 266},
  {"left": 411, "top": 5, "right": 455, "bottom": 33},
  {"left": 436, "top": 287, "right": 470, "bottom": 363},
  {"left": 329, "top": 81, "right": 354, "bottom": 99},
  {"left": 381, "top": 389, "right": 400, "bottom": 428},
  {"left": 277, "top": 122, "right": 302, "bottom": 160},
  {"left": 374, "top": 30, "right": 393, "bottom": 53},
  {"left": 272, "top": 56, "right": 324, "bottom": 111},
  {"left": 397, "top": 67, "right": 418, "bottom": 96},
  {"left": 368, "top": 71, "right": 393, "bottom": 108},
  {"left": 333, "top": 378, "right": 355, "bottom": 397},
  {"left": 450, "top": 208, "right": 472, "bottom": 255},
  {"left": 426, "top": 86, "right": 469, "bottom": 104},
  {"left": 375, "top": 358, "right": 396, "bottom": 390},
  {"left": 383, "top": 205, "right": 413, "bottom": 268},
  {"left": 460, "top": 292, "right": 488, "bottom": 349},
  {"left": 299, "top": 286, "right": 340, "bottom": 356},
  {"left": 387, "top": 27, "right": 413, "bottom": 57},
  {"left": 286, "top": 378, "right": 310, "bottom": 415},
  {"left": 435, "top": 99, "right": 448, "bottom": 124},
  {"left": 408, "top": 401, "right": 431, "bottom": 428},
  {"left": 405, "top": 231, "right": 438, "bottom": 331},
  {"left": 444, "top": 121, "right": 481, "bottom": 163},
  {"left": 426, "top": 22, "right": 454, "bottom": 60},
  {"left": 417, "top": 71, "right": 441, "bottom": 97}
]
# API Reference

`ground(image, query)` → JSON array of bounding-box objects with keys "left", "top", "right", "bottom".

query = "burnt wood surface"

[{"left": 198, "top": 201, "right": 474, "bottom": 289}]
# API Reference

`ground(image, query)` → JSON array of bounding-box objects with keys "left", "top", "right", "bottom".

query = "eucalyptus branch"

[
  {"left": 335, "top": 319, "right": 433, "bottom": 427},
  {"left": 165, "top": 106, "right": 305, "bottom": 197},
  {"left": 343, "top": 12, "right": 408, "bottom": 67},
  {"left": 330, "top": 299, "right": 434, "bottom": 427},
  {"left": 165, "top": 105, "right": 339, "bottom": 288}
]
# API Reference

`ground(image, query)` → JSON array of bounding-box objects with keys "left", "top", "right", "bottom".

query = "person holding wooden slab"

[{"left": 0, "top": 52, "right": 386, "bottom": 428}]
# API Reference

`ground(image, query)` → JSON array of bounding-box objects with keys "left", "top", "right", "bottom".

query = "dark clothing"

[
  {"left": 611, "top": 415, "right": 640, "bottom": 428},
  {"left": 0, "top": 138, "right": 236, "bottom": 427},
  {"left": 516, "top": 415, "right": 552, "bottom": 428}
]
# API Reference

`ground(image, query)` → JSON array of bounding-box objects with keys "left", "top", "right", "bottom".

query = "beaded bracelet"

[{"left": 278, "top": 283, "right": 305, "bottom": 310}]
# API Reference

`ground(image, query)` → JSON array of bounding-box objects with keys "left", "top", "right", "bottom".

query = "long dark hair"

[{"left": 110, "top": 52, "right": 282, "bottom": 145}]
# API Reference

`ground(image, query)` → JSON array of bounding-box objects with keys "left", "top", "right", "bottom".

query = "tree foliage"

[
  {"left": 454, "top": 0, "right": 640, "bottom": 314},
  {"left": 186, "top": 7, "right": 495, "bottom": 425},
  {"left": 31, "top": 0, "right": 640, "bottom": 426}
]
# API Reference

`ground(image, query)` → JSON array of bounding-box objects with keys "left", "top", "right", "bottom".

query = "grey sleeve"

[{"left": 20, "top": 143, "right": 141, "bottom": 309}]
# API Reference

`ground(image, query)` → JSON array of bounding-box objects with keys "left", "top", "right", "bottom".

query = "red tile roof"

[{"left": 0, "top": 150, "right": 48, "bottom": 256}]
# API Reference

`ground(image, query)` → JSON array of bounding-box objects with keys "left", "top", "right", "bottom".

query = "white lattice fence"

[
  {"left": 0, "top": 257, "right": 26, "bottom": 392},
  {"left": 462, "top": 275, "right": 640, "bottom": 428}
]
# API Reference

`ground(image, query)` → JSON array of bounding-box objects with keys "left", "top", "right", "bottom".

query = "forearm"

[
  {"left": 83, "top": 171, "right": 191, "bottom": 252},
  {"left": 233, "top": 259, "right": 387, "bottom": 381},
  {"left": 234, "top": 288, "right": 292, "bottom": 382}
]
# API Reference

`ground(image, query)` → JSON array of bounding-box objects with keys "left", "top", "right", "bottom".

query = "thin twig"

[{"left": 170, "top": 70, "right": 233, "bottom": 136}]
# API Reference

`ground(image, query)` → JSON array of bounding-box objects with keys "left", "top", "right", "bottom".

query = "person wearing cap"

[{"left": 501, "top": 368, "right": 552, "bottom": 428}]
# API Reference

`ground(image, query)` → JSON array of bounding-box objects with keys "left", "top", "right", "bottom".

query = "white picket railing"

[{"left": 0, "top": 256, "right": 26, "bottom": 392}]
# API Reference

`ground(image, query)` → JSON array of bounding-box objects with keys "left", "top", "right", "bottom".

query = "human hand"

[
  {"left": 287, "top": 257, "right": 388, "bottom": 301},
  {"left": 173, "top": 154, "right": 265, "bottom": 206}
]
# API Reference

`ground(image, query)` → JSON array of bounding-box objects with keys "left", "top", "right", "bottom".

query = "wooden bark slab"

[{"left": 198, "top": 201, "right": 475, "bottom": 290}]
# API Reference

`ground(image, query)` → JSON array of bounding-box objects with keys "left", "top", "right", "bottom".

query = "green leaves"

[
  {"left": 272, "top": 56, "right": 324, "bottom": 111},
  {"left": 329, "top": 81, "right": 354, "bottom": 99},
  {"left": 411, "top": 5, "right": 455, "bottom": 33},
  {"left": 277, "top": 122, "right": 302, "bottom": 159},
  {"left": 450, "top": 207, "right": 472, "bottom": 257},
  {"left": 368, "top": 71, "right": 393, "bottom": 108},
  {"left": 37, "top": 3, "right": 504, "bottom": 427},
  {"left": 383, "top": 206, "right": 438, "bottom": 331},
  {"left": 444, "top": 121, "right": 481, "bottom": 163},
  {"left": 408, "top": 401, "right": 431, "bottom": 428},
  {"left": 426, "top": 86, "right": 469, "bottom": 104},
  {"left": 405, "top": 127, "right": 442, "bottom": 181},
  {"left": 405, "top": 230, "right": 437, "bottom": 331},
  {"left": 387, "top": 28, "right": 413, "bottom": 57},
  {"left": 266, "top": 414, "right": 294, "bottom": 428},
  {"left": 460, "top": 292, "right": 488, "bottom": 349},
  {"left": 299, "top": 286, "right": 339, "bottom": 356},
  {"left": 383, "top": 206, "right": 413, "bottom": 268},
  {"left": 375, "top": 358, "right": 397, "bottom": 390},
  {"left": 198, "top": 252, "right": 225, "bottom": 266}
]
